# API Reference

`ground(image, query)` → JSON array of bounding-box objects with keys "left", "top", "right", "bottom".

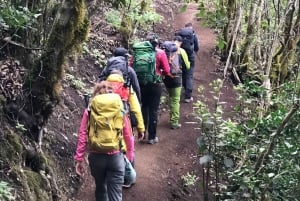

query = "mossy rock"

[{"left": 0, "top": 128, "right": 23, "bottom": 168}]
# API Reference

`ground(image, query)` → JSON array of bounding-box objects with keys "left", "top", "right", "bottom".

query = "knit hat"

[{"left": 113, "top": 47, "right": 128, "bottom": 57}]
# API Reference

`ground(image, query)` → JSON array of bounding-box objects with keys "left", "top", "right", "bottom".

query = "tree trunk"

[
  {"left": 240, "top": 0, "right": 260, "bottom": 63},
  {"left": 13, "top": 0, "right": 90, "bottom": 141},
  {"left": 277, "top": 1, "right": 300, "bottom": 84}
]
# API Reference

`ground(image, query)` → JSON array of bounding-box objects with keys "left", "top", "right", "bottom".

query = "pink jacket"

[
  {"left": 155, "top": 47, "right": 171, "bottom": 76},
  {"left": 74, "top": 109, "right": 134, "bottom": 162}
]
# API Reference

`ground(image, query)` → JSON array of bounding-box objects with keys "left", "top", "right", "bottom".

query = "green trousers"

[{"left": 167, "top": 87, "right": 182, "bottom": 126}]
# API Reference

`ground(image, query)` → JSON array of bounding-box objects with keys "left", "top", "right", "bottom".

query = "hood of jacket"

[{"left": 106, "top": 73, "right": 125, "bottom": 83}]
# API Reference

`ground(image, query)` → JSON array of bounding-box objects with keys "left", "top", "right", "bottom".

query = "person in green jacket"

[{"left": 162, "top": 36, "right": 190, "bottom": 129}]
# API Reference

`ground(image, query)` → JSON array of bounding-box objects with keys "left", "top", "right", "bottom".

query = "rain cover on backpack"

[
  {"left": 88, "top": 93, "right": 124, "bottom": 152},
  {"left": 160, "top": 41, "right": 181, "bottom": 75}
]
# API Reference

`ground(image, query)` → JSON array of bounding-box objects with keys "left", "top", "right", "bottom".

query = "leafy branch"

[{"left": 255, "top": 100, "right": 300, "bottom": 174}]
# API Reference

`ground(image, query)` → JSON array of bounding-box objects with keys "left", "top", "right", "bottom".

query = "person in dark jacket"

[
  {"left": 98, "top": 47, "right": 141, "bottom": 102},
  {"left": 163, "top": 36, "right": 190, "bottom": 129},
  {"left": 182, "top": 22, "right": 199, "bottom": 103}
]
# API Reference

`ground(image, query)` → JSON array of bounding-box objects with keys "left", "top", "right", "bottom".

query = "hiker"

[
  {"left": 104, "top": 70, "right": 145, "bottom": 164},
  {"left": 104, "top": 70, "right": 145, "bottom": 188},
  {"left": 131, "top": 32, "right": 172, "bottom": 144},
  {"left": 161, "top": 37, "right": 190, "bottom": 129},
  {"left": 175, "top": 22, "right": 199, "bottom": 103},
  {"left": 74, "top": 80, "right": 144, "bottom": 200},
  {"left": 74, "top": 82, "right": 125, "bottom": 201},
  {"left": 98, "top": 47, "right": 141, "bottom": 102}
]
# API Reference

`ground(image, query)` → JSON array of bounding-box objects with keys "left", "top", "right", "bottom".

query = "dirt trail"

[{"left": 72, "top": 3, "right": 235, "bottom": 201}]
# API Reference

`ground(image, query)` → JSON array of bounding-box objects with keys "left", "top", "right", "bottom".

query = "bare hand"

[
  {"left": 75, "top": 161, "right": 84, "bottom": 176},
  {"left": 138, "top": 132, "right": 145, "bottom": 141}
]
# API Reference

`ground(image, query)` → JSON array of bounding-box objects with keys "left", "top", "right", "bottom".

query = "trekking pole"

[
  {"left": 195, "top": 51, "right": 201, "bottom": 62},
  {"left": 83, "top": 94, "right": 90, "bottom": 108}
]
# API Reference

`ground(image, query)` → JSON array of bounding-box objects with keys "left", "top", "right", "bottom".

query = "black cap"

[
  {"left": 113, "top": 47, "right": 128, "bottom": 56},
  {"left": 174, "top": 35, "right": 183, "bottom": 42},
  {"left": 146, "top": 32, "right": 159, "bottom": 45}
]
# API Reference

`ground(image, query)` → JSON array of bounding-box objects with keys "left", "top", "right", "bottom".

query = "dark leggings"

[
  {"left": 140, "top": 83, "right": 163, "bottom": 140},
  {"left": 88, "top": 152, "right": 125, "bottom": 201}
]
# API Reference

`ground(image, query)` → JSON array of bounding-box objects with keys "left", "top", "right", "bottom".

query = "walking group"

[{"left": 74, "top": 22, "right": 199, "bottom": 201}]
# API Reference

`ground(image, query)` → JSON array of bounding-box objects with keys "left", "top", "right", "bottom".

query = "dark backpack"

[
  {"left": 132, "top": 41, "right": 161, "bottom": 85},
  {"left": 175, "top": 28, "right": 194, "bottom": 56},
  {"left": 160, "top": 41, "right": 181, "bottom": 75},
  {"left": 160, "top": 41, "right": 177, "bottom": 59},
  {"left": 99, "top": 56, "right": 131, "bottom": 87}
]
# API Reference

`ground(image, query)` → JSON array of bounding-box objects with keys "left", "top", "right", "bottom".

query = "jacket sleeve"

[
  {"left": 156, "top": 49, "right": 171, "bottom": 75},
  {"left": 122, "top": 115, "right": 134, "bottom": 162},
  {"left": 128, "top": 90, "right": 145, "bottom": 133},
  {"left": 74, "top": 109, "right": 89, "bottom": 162},
  {"left": 193, "top": 34, "right": 199, "bottom": 53},
  {"left": 98, "top": 67, "right": 108, "bottom": 82},
  {"left": 129, "top": 67, "right": 141, "bottom": 102},
  {"left": 179, "top": 48, "right": 190, "bottom": 69}
]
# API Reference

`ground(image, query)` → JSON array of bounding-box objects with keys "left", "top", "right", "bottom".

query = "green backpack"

[{"left": 132, "top": 41, "right": 161, "bottom": 85}]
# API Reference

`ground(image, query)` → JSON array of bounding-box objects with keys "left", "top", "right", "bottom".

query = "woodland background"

[{"left": 0, "top": 0, "right": 299, "bottom": 200}]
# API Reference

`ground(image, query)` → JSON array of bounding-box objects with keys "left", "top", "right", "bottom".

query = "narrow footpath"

[{"left": 73, "top": 3, "right": 236, "bottom": 201}]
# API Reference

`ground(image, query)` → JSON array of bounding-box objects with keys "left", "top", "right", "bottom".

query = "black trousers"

[
  {"left": 140, "top": 83, "right": 163, "bottom": 140},
  {"left": 182, "top": 59, "right": 195, "bottom": 99}
]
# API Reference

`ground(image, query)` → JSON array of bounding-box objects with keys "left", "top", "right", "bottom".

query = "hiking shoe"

[
  {"left": 171, "top": 124, "right": 182, "bottom": 129},
  {"left": 148, "top": 137, "right": 159, "bottom": 144},
  {"left": 184, "top": 97, "right": 193, "bottom": 103},
  {"left": 122, "top": 182, "right": 135, "bottom": 188}
]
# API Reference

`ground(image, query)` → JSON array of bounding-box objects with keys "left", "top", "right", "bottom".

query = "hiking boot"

[
  {"left": 148, "top": 137, "right": 159, "bottom": 144},
  {"left": 171, "top": 123, "right": 182, "bottom": 129},
  {"left": 184, "top": 97, "right": 193, "bottom": 103}
]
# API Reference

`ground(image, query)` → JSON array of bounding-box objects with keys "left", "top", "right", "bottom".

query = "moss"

[
  {"left": 7, "top": 131, "right": 23, "bottom": 153},
  {"left": 24, "top": 170, "right": 49, "bottom": 201},
  {"left": 23, "top": 0, "right": 90, "bottom": 130},
  {"left": 0, "top": 129, "right": 23, "bottom": 167},
  {"left": 0, "top": 95, "right": 6, "bottom": 113},
  {"left": 0, "top": 94, "right": 6, "bottom": 104}
]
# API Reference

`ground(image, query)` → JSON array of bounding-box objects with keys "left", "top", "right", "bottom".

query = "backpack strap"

[{"left": 123, "top": 54, "right": 130, "bottom": 87}]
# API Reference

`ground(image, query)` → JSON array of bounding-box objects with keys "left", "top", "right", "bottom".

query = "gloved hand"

[{"left": 137, "top": 132, "right": 145, "bottom": 141}]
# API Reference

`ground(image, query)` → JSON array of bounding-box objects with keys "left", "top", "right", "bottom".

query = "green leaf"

[
  {"left": 196, "top": 137, "right": 207, "bottom": 153},
  {"left": 224, "top": 158, "right": 234, "bottom": 168},
  {"left": 216, "top": 38, "right": 226, "bottom": 50},
  {"left": 199, "top": 155, "right": 213, "bottom": 165},
  {"left": 196, "top": 136, "right": 205, "bottom": 147},
  {"left": 284, "top": 141, "right": 293, "bottom": 148},
  {"left": 179, "top": 4, "right": 188, "bottom": 13},
  {"left": 268, "top": 173, "right": 275, "bottom": 178}
]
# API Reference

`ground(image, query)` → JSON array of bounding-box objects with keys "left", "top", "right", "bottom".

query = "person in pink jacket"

[{"left": 74, "top": 79, "right": 144, "bottom": 200}]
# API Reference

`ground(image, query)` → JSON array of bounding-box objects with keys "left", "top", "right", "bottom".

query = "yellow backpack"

[{"left": 88, "top": 93, "right": 124, "bottom": 152}]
